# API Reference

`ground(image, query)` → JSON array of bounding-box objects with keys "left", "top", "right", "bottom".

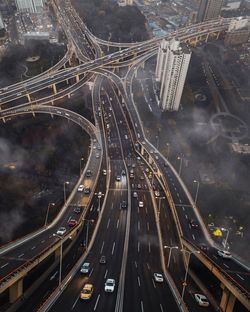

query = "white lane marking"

[
  {"left": 152, "top": 278, "right": 156, "bottom": 288},
  {"left": 176, "top": 192, "right": 179, "bottom": 197},
  {"left": 145, "top": 206, "right": 148, "bottom": 214},
  {"left": 137, "top": 276, "right": 141, "bottom": 287},
  {"left": 89, "top": 268, "right": 94, "bottom": 277},
  {"left": 141, "top": 300, "right": 144, "bottom": 312},
  {"left": 185, "top": 214, "right": 188, "bottom": 219},
  {"left": 135, "top": 261, "right": 137, "bottom": 268},
  {"left": 31, "top": 246, "right": 36, "bottom": 250},
  {"left": 94, "top": 294, "right": 100, "bottom": 311},
  {"left": 147, "top": 263, "right": 150, "bottom": 270},
  {"left": 41, "top": 240, "right": 45, "bottom": 243},
  {"left": 138, "top": 221, "right": 140, "bottom": 231},
  {"left": 148, "top": 242, "right": 151, "bottom": 253},
  {"left": 116, "top": 219, "right": 119, "bottom": 229},
  {"left": 50, "top": 271, "right": 58, "bottom": 281},
  {"left": 138, "top": 241, "right": 140, "bottom": 253},
  {"left": 107, "top": 218, "right": 110, "bottom": 229},
  {"left": 90, "top": 204, "right": 94, "bottom": 212},
  {"left": 1, "top": 263, "right": 9, "bottom": 269},
  {"left": 179, "top": 199, "right": 182, "bottom": 203},
  {"left": 223, "top": 263, "right": 229, "bottom": 269},
  {"left": 111, "top": 202, "right": 114, "bottom": 210},
  {"left": 100, "top": 241, "right": 105, "bottom": 254},
  {"left": 137, "top": 206, "right": 139, "bottom": 214},
  {"left": 71, "top": 295, "right": 79, "bottom": 310},
  {"left": 160, "top": 303, "right": 164, "bottom": 312},
  {"left": 192, "top": 234, "right": 195, "bottom": 240},
  {"left": 104, "top": 269, "right": 108, "bottom": 279},
  {"left": 68, "top": 216, "right": 72, "bottom": 222},
  {"left": 112, "top": 242, "right": 116, "bottom": 255},
  {"left": 236, "top": 274, "right": 245, "bottom": 281},
  {"left": 18, "top": 253, "right": 24, "bottom": 258},
  {"left": 147, "top": 222, "right": 150, "bottom": 231},
  {"left": 182, "top": 206, "right": 185, "bottom": 211}
]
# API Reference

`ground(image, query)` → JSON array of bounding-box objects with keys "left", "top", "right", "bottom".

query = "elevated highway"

[{"left": 0, "top": 106, "right": 102, "bottom": 304}]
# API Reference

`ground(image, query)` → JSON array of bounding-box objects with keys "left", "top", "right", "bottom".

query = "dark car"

[
  {"left": 199, "top": 244, "right": 209, "bottom": 251},
  {"left": 189, "top": 219, "right": 199, "bottom": 228},
  {"left": 86, "top": 170, "right": 92, "bottom": 177},
  {"left": 121, "top": 201, "right": 127, "bottom": 209},
  {"left": 99, "top": 256, "right": 106, "bottom": 264},
  {"left": 74, "top": 207, "right": 82, "bottom": 214}
]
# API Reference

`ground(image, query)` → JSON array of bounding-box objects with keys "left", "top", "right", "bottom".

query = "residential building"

[
  {"left": 197, "top": 0, "right": 223, "bottom": 22},
  {"left": 15, "top": 0, "right": 44, "bottom": 13},
  {"left": 156, "top": 39, "right": 191, "bottom": 112}
]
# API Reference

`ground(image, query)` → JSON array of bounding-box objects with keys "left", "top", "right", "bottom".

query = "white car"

[
  {"left": 104, "top": 279, "right": 115, "bottom": 292},
  {"left": 217, "top": 250, "right": 232, "bottom": 259},
  {"left": 56, "top": 227, "right": 66, "bottom": 236},
  {"left": 154, "top": 273, "right": 164, "bottom": 283},
  {"left": 139, "top": 201, "right": 144, "bottom": 208},
  {"left": 194, "top": 294, "right": 209, "bottom": 307},
  {"left": 78, "top": 185, "right": 84, "bottom": 192},
  {"left": 154, "top": 190, "right": 160, "bottom": 197}
]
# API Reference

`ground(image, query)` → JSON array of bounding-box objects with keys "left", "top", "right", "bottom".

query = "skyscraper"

[
  {"left": 15, "top": 0, "right": 44, "bottom": 13},
  {"left": 196, "top": 0, "right": 223, "bottom": 22},
  {"left": 156, "top": 39, "right": 191, "bottom": 112}
]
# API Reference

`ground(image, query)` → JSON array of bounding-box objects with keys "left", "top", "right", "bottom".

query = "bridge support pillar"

[
  {"left": 141, "top": 62, "right": 144, "bottom": 69},
  {"left": 76, "top": 75, "right": 80, "bottom": 83},
  {"left": 141, "top": 145, "right": 144, "bottom": 156},
  {"left": 220, "top": 284, "right": 236, "bottom": 312},
  {"left": 205, "top": 33, "right": 209, "bottom": 43},
  {"left": 9, "top": 278, "right": 23, "bottom": 303},
  {"left": 52, "top": 84, "right": 57, "bottom": 94},
  {"left": 216, "top": 32, "right": 220, "bottom": 40},
  {"left": 26, "top": 93, "right": 31, "bottom": 102}
]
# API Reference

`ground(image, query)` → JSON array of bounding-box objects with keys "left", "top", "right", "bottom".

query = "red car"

[{"left": 68, "top": 219, "right": 77, "bottom": 227}]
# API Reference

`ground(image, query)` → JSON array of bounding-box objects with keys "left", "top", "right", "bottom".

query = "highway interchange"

[{"left": 0, "top": 1, "right": 249, "bottom": 311}]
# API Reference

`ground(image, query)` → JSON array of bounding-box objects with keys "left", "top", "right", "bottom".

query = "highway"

[{"left": 0, "top": 3, "right": 249, "bottom": 311}]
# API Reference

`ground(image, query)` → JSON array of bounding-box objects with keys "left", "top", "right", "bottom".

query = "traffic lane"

[
  {"left": 50, "top": 187, "right": 127, "bottom": 311},
  {"left": 206, "top": 248, "right": 250, "bottom": 291},
  {"left": 124, "top": 188, "right": 180, "bottom": 312}
]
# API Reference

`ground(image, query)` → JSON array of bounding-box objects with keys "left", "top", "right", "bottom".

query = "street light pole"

[
  {"left": 156, "top": 196, "right": 165, "bottom": 221},
  {"left": 181, "top": 250, "right": 200, "bottom": 299},
  {"left": 177, "top": 156, "right": 183, "bottom": 176},
  {"left": 166, "top": 143, "right": 170, "bottom": 160},
  {"left": 44, "top": 202, "right": 55, "bottom": 227},
  {"left": 221, "top": 227, "right": 230, "bottom": 249},
  {"left": 164, "top": 245, "right": 179, "bottom": 268},
  {"left": 63, "top": 181, "right": 69, "bottom": 204},
  {"left": 193, "top": 180, "right": 200, "bottom": 205},
  {"left": 79, "top": 157, "right": 84, "bottom": 176}
]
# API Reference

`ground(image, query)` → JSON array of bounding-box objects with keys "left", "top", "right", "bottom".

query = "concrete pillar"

[
  {"left": 205, "top": 33, "right": 209, "bottom": 43},
  {"left": 26, "top": 93, "right": 31, "bottom": 102},
  {"left": 107, "top": 45, "right": 109, "bottom": 52},
  {"left": 141, "top": 145, "right": 145, "bottom": 156},
  {"left": 149, "top": 156, "right": 153, "bottom": 165},
  {"left": 76, "top": 75, "right": 80, "bottom": 83},
  {"left": 220, "top": 284, "right": 236, "bottom": 312},
  {"left": 55, "top": 245, "right": 61, "bottom": 260},
  {"left": 52, "top": 84, "right": 57, "bottom": 94},
  {"left": 216, "top": 32, "right": 220, "bottom": 40},
  {"left": 141, "top": 62, "right": 144, "bottom": 69},
  {"left": 9, "top": 279, "right": 23, "bottom": 303}
]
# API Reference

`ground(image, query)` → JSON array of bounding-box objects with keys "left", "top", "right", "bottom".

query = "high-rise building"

[
  {"left": 118, "top": 0, "right": 133, "bottom": 6},
  {"left": 15, "top": 0, "right": 44, "bottom": 13},
  {"left": 196, "top": 0, "right": 223, "bottom": 22},
  {"left": 156, "top": 39, "right": 191, "bottom": 112}
]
